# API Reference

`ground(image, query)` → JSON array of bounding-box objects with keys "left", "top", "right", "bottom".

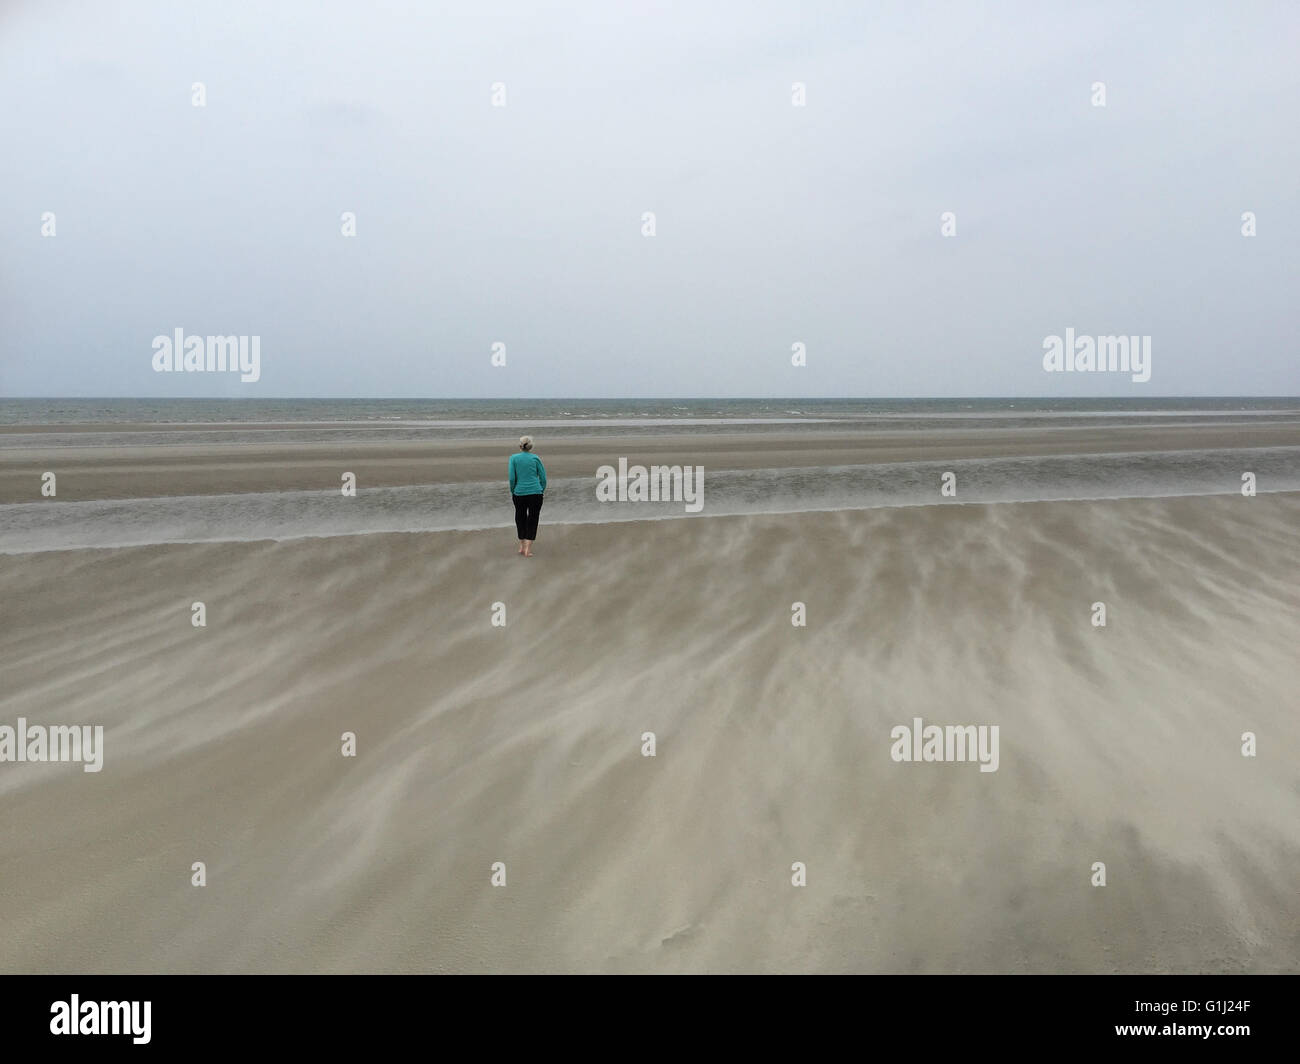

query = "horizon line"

[{"left": 4, "top": 395, "right": 1299, "bottom": 403}]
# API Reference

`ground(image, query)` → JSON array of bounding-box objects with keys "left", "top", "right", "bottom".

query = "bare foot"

[{"left": 517, "top": 544, "right": 525, "bottom": 554}]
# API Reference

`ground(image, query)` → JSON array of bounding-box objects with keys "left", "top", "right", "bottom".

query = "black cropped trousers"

[{"left": 512, "top": 493, "right": 543, "bottom": 539}]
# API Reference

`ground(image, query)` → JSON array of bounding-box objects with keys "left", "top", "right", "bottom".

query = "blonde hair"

[{"left": 519, "top": 435, "right": 533, "bottom": 451}]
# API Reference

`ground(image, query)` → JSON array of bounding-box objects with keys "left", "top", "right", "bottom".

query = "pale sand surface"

[
  {"left": 2, "top": 420, "right": 1299, "bottom": 502},
  {"left": 1, "top": 493, "right": 1296, "bottom": 972}
]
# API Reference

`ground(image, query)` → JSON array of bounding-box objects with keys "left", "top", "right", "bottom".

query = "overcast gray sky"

[{"left": 1, "top": 0, "right": 1296, "bottom": 397}]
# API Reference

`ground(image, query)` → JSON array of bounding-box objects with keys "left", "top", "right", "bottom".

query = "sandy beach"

[
  {"left": 2, "top": 418, "right": 1299, "bottom": 503},
  {"left": 6, "top": 0, "right": 1300, "bottom": 1000},
  {"left": 2, "top": 484, "right": 1296, "bottom": 973}
]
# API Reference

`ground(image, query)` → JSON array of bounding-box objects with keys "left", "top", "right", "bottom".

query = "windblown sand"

[
  {"left": 2, "top": 418, "right": 1299, "bottom": 502},
  {"left": 1, "top": 494, "right": 1297, "bottom": 972}
]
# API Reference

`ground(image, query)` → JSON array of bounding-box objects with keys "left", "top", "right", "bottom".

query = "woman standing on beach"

[{"left": 509, "top": 435, "right": 547, "bottom": 556}]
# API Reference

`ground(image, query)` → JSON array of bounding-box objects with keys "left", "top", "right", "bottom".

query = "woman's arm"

[
  {"left": 508, "top": 455, "right": 517, "bottom": 493},
  {"left": 537, "top": 457, "right": 547, "bottom": 492}
]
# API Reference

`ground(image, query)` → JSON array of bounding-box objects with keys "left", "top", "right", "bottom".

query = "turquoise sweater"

[{"left": 508, "top": 451, "right": 547, "bottom": 495}]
